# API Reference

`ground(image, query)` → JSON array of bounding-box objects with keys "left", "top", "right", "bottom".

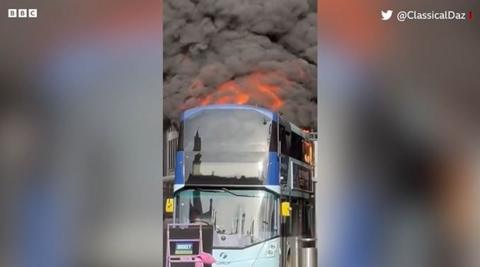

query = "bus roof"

[
  {"left": 181, "top": 104, "right": 276, "bottom": 121},
  {"left": 288, "top": 122, "right": 309, "bottom": 138},
  {"left": 181, "top": 105, "right": 311, "bottom": 140}
]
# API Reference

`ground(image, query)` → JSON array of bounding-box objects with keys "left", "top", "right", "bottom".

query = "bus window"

[
  {"left": 303, "top": 141, "right": 314, "bottom": 165},
  {"left": 279, "top": 125, "right": 289, "bottom": 154},
  {"left": 302, "top": 203, "right": 315, "bottom": 237},
  {"left": 290, "top": 133, "right": 303, "bottom": 161},
  {"left": 269, "top": 120, "right": 278, "bottom": 152}
]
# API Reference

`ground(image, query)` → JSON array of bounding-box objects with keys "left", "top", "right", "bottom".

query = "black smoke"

[{"left": 164, "top": 0, "right": 317, "bottom": 128}]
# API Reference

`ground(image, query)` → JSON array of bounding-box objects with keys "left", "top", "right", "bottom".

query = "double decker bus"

[{"left": 167, "top": 104, "right": 316, "bottom": 267}]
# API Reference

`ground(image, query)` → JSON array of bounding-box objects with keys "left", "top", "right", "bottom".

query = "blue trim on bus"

[
  {"left": 175, "top": 151, "right": 184, "bottom": 184},
  {"left": 272, "top": 112, "right": 279, "bottom": 122},
  {"left": 267, "top": 152, "right": 280, "bottom": 185},
  {"left": 181, "top": 104, "right": 276, "bottom": 122}
]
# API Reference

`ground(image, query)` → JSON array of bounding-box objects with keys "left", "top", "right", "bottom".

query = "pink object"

[{"left": 196, "top": 252, "right": 216, "bottom": 266}]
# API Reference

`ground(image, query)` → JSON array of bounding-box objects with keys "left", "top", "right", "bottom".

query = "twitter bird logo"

[{"left": 381, "top": 10, "right": 393, "bottom": 20}]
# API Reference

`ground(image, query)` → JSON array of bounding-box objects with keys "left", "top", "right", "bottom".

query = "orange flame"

[
  {"left": 201, "top": 80, "right": 250, "bottom": 105},
  {"left": 199, "top": 72, "right": 288, "bottom": 111}
]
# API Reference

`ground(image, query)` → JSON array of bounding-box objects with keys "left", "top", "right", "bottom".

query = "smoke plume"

[{"left": 164, "top": 0, "right": 317, "bottom": 128}]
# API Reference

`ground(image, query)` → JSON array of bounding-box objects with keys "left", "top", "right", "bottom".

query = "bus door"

[{"left": 282, "top": 197, "right": 316, "bottom": 267}]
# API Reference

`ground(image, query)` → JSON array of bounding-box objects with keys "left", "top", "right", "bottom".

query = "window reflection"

[
  {"left": 175, "top": 189, "right": 279, "bottom": 248},
  {"left": 181, "top": 109, "right": 272, "bottom": 183}
]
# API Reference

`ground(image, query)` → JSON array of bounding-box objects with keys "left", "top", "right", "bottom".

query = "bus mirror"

[
  {"left": 165, "top": 198, "right": 174, "bottom": 213},
  {"left": 281, "top": 201, "right": 291, "bottom": 217}
]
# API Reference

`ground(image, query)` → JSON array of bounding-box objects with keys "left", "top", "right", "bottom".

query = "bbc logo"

[{"left": 8, "top": 9, "right": 37, "bottom": 18}]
